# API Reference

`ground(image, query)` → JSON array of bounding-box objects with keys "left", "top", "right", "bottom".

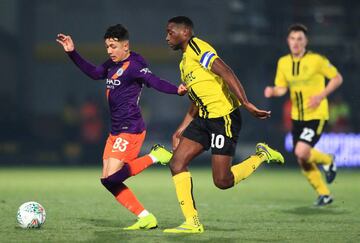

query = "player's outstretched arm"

[
  {"left": 139, "top": 70, "right": 187, "bottom": 96},
  {"left": 56, "top": 33, "right": 109, "bottom": 80},
  {"left": 211, "top": 58, "right": 270, "bottom": 119},
  {"left": 172, "top": 103, "right": 198, "bottom": 150}
]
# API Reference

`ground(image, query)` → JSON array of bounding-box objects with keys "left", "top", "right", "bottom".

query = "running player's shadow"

[
  {"left": 208, "top": 224, "right": 248, "bottom": 232},
  {"left": 282, "top": 206, "right": 349, "bottom": 215},
  {"left": 77, "top": 217, "right": 122, "bottom": 227}
]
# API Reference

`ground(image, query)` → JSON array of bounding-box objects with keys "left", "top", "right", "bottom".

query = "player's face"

[
  {"left": 166, "top": 23, "right": 186, "bottom": 50},
  {"left": 287, "top": 31, "right": 308, "bottom": 56},
  {"left": 105, "top": 38, "right": 129, "bottom": 62}
]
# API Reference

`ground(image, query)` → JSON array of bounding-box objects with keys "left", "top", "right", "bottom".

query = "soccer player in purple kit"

[{"left": 56, "top": 24, "right": 186, "bottom": 230}]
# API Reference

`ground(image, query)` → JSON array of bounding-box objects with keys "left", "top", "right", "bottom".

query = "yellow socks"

[
  {"left": 308, "top": 148, "right": 332, "bottom": 165},
  {"left": 302, "top": 163, "right": 330, "bottom": 195},
  {"left": 173, "top": 172, "right": 200, "bottom": 226},
  {"left": 231, "top": 155, "right": 265, "bottom": 185}
]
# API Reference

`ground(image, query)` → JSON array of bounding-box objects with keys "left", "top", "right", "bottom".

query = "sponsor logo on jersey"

[
  {"left": 184, "top": 71, "right": 196, "bottom": 83},
  {"left": 106, "top": 79, "right": 121, "bottom": 89}
]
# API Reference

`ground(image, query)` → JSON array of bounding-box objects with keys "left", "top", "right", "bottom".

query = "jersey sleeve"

[
  {"left": 188, "top": 39, "right": 219, "bottom": 70},
  {"left": 319, "top": 56, "right": 338, "bottom": 79},
  {"left": 67, "top": 50, "right": 110, "bottom": 80},
  {"left": 199, "top": 50, "right": 218, "bottom": 70},
  {"left": 131, "top": 63, "right": 178, "bottom": 94},
  {"left": 274, "top": 59, "right": 288, "bottom": 87}
]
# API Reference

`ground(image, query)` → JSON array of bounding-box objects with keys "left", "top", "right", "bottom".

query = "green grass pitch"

[{"left": 0, "top": 166, "right": 359, "bottom": 242}]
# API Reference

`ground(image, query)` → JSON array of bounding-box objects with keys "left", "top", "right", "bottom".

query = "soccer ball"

[{"left": 17, "top": 201, "right": 46, "bottom": 229}]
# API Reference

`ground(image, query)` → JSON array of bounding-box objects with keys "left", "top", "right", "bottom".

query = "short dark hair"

[
  {"left": 104, "top": 24, "right": 129, "bottom": 41},
  {"left": 288, "top": 23, "right": 308, "bottom": 36},
  {"left": 168, "top": 16, "right": 194, "bottom": 29}
]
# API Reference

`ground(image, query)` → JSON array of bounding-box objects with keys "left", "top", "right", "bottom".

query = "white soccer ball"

[{"left": 17, "top": 201, "right": 46, "bottom": 229}]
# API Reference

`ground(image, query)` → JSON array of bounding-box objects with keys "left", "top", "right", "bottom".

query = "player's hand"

[
  {"left": 244, "top": 102, "right": 271, "bottom": 119},
  {"left": 56, "top": 33, "right": 75, "bottom": 52},
  {"left": 308, "top": 95, "right": 323, "bottom": 109},
  {"left": 177, "top": 83, "right": 187, "bottom": 96},
  {"left": 264, "top": 86, "right": 274, "bottom": 98},
  {"left": 172, "top": 130, "right": 183, "bottom": 150}
]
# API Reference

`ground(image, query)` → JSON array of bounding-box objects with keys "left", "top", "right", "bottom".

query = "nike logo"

[{"left": 323, "top": 197, "right": 332, "bottom": 204}]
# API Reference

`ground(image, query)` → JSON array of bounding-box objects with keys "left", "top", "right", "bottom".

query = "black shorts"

[
  {"left": 292, "top": 119, "right": 327, "bottom": 147},
  {"left": 182, "top": 108, "right": 242, "bottom": 156}
]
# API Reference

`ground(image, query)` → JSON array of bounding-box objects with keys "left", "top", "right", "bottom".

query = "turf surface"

[{"left": 0, "top": 166, "right": 359, "bottom": 242}]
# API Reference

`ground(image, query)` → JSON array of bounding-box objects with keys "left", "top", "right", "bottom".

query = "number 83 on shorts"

[{"left": 103, "top": 131, "right": 146, "bottom": 161}]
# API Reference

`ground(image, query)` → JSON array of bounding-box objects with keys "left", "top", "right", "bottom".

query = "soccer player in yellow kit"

[
  {"left": 163, "top": 16, "right": 284, "bottom": 234},
  {"left": 264, "top": 24, "right": 343, "bottom": 206}
]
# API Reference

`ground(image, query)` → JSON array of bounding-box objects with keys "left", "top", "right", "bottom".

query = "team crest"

[{"left": 116, "top": 68, "right": 124, "bottom": 76}]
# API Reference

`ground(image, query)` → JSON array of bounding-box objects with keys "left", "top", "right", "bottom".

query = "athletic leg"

[
  {"left": 211, "top": 154, "right": 234, "bottom": 189},
  {"left": 164, "top": 137, "right": 205, "bottom": 233},
  {"left": 295, "top": 141, "right": 332, "bottom": 205},
  {"left": 101, "top": 132, "right": 158, "bottom": 229},
  {"left": 212, "top": 143, "right": 284, "bottom": 189}
]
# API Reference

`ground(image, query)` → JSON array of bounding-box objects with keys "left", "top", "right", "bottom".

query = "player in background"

[
  {"left": 264, "top": 24, "right": 343, "bottom": 206},
  {"left": 163, "top": 16, "right": 284, "bottom": 234},
  {"left": 56, "top": 24, "right": 187, "bottom": 230}
]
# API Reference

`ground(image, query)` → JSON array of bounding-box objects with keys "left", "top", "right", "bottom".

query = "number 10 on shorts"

[{"left": 211, "top": 133, "right": 225, "bottom": 149}]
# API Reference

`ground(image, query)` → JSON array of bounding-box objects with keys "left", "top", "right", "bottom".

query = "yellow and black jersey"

[
  {"left": 180, "top": 37, "right": 240, "bottom": 118},
  {"left": 275, "top": 51, "right": 338, "bottom": 121}
]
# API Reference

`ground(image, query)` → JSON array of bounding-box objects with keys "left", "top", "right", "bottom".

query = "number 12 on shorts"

[
  {"left": 300, "top": 127, "right": 315, "bottom": 142},
  {"left": 211, "top": 133, "right": 225, "bottom": 149},
  {"left": 112, "top": 137, "right": 129, "bottom": 152}
]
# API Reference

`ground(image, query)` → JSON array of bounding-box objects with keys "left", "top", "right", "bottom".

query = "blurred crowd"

[{"left": 0, "top": 92, "right": 354, "bottom": 165}]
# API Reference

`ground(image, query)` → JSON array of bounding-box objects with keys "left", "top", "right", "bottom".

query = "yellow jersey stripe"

[
  {"left": 295, "top": 92, "right": 300, "bottom": 120},
  {"left": 316, "top": 120, "right": 326, "bottom": 135},
  {"left": 223, "top": 114, "right": 232, "bottom": 138},
  {"left": 223, "top": 116, "right": 229, "bottom": 137},
  {"left": 292, "top": 61, "right": 295, "bottom": 76},
  {"left": 228, "top": 115, "right": 233, "bottom": 138},
  {"left": 299, "top": 92, "right": 304, "bottom": 120},
  {"left": 189, "top": 89, "right": 209, "bottom": 118},
  {"left": 189, "top": 39, "right": 201, "bottom": 56},
  {"left": 190, "top": 38, "right": 201, "bottom": 54},
  {"left": 295, "top": 91, "right": 304, "bottom": 120}
]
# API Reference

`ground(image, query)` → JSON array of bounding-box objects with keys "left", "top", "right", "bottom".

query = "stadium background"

[
  {"left": 1, "top": 1, "right": 360, "bottom": 242},
  {"left": 0, "top": 0, "right": 359, "bottom": 167}
]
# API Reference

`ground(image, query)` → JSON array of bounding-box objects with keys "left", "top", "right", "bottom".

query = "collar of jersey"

[
  {"left": 184, "top": 36, "right": 197, "bottom": 53},
  {"left": 291, "top": 50, "right": 309, "bottom": 61}
]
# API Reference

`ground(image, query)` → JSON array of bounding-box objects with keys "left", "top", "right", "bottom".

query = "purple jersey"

[{"left": 67, "top": 50, "right": 178, "bottom": 135}]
